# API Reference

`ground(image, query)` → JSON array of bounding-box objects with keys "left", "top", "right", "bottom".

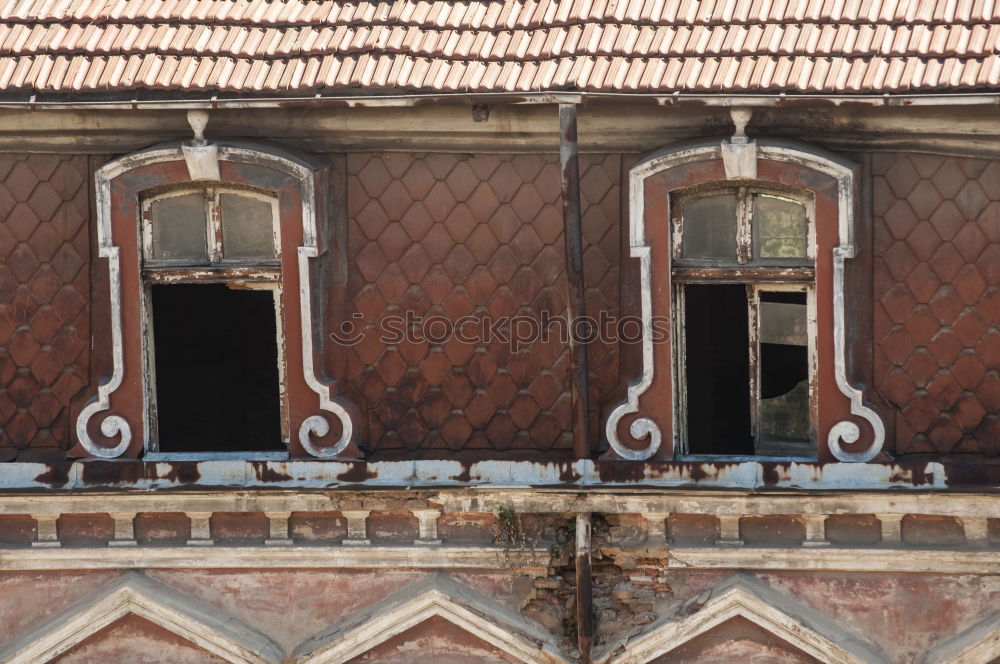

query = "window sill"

[
  {"left": 143, "top": 451, "right": 290, "bottom": 462},
  {"left": 678, "top": 455, "right": 819, "bottom": 464},
  {"left": 7, "top": 458, "right": 964, "bottom": 492}
]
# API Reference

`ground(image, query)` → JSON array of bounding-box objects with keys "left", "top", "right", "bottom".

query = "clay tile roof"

[{"left": 1, "top": 0, "right": 999, "bottom": 98}]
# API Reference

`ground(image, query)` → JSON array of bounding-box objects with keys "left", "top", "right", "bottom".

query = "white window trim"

[{"left": 77, "top": 144, "right": 358, "bottom": 459}]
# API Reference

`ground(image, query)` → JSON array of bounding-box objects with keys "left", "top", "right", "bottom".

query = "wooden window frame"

[
  {"left": 140, "top": 185, "right": 282, "bottom": 270},
  {"left": 140, "top": 186, "right": 290, "bottom": 456},
  {"left": 670, "top": 183, "right": 818, "bottom": 460}
]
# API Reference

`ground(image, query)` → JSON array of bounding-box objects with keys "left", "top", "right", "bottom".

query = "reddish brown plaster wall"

[
  {"left": 0, "top": 154, "right": 91, "bottom": 460},
  {"left": 651, "top": 616, "right": 820, "bottom": 663},
  {"left": 872, "top": 154, "right": 1000, "bottom": 456},
  {"left": 342, "top": 153, "right": 621, "bottom": 458},
  {"left": 347, "top": 614, "right": 524, "bottom": 664},
  {"left": 51, "top": 614, "right": 228, "bottom": 664}
]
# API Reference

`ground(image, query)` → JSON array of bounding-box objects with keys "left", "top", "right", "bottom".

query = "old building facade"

[{"left": 1, "top": 0, "right": 1000, "bottom": 662}]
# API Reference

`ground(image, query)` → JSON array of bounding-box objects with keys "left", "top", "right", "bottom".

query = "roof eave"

[{"left": 2, "top": 90, "right": 1000, "bottom": 110}]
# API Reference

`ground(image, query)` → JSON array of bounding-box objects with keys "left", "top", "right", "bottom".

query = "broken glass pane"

[
  {"left": 149, "top": 193, "right": 208, "bottom": 262},
  {"left": 757, "top": 292, "right": 812, "bottom": 456},
  {"left": 220, "top": 193, "right": 276, "bottom": 260},
  {"left": 682, "top": 192, "right": 738, "bottom": 260},
  {"left": 754, "top": 194, "right": 807, "bottom": 259}
]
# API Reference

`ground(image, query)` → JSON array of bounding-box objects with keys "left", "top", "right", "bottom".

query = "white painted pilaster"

[
  {"left": 108, "top": 512, "right": 137, "bottom": 547},
  {"left": 717, "top": 515, "right": 743, "bottom": 546},
  {"left": 186, "top": 512, "right": 214, "bottom": 546},
  {"left": 31, "top": 514, "right": 60, "bottom": 548},
  {"left": 645, "top": 512, "right": 670, "bottom": 543},
  {"left": 341, "top": 510, "right": 370, "bottom": 546},
  {"left": 876, "top": 513, "right": 903, "bottom": 546},
  {"left": 413, "top": 509, "right": 442, "bottom": 545},
  {"left": 802, "top": 514, "right": 830, "bottom": 547},
  {"left": 963, "top": 517, "right": 989, "bottom": 547},
  {"left": 265, "top": 511, "right": 293, "bottom": 546}
]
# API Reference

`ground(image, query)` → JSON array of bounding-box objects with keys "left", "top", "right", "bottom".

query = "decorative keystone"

[{"left": 722, "top": 107, "right": 757, "bottom": 179}]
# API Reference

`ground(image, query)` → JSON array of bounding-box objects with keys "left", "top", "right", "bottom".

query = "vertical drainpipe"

[
  {"left": 576, "top": 512, "right": 594, "bottom": 664},
  {"left": 559, "top": 101, "right": 592, "bottom": 459}
]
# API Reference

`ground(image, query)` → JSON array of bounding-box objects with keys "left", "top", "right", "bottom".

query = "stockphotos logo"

[{"left": 330, "top": 310, "right": 670, "bottom": 350}]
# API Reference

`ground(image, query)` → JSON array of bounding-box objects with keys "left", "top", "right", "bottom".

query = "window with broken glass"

[
  {"left": 671, "top": 184, "right": 816, "bottom": 458},
  {"left": 140, "top": 186, "right": 287, "bottom": 455}
]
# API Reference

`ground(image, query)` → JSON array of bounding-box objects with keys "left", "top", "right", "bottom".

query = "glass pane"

[
  {"left": 757, "top": 292, "right": 812, "bottom": 456},
  {"left": 759, "top": 301, "right": 807, "bottom": 346},
  {"left": 149, "top": 193, "right": 208, "bottom": 262},
  {"left": 754, "top": 194, "right": 807, "bottom": 259},
  {"left": 220, "top": 193, "right": 276, "bottom": 260},
  {"left": 681, "top": 193, "right": 738, "bottom": 260}
]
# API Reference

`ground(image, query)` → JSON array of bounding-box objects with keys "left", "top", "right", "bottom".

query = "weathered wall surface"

[
  {"left": 3, "top": 147, "right": 1000, "bottom": 460},
  {"left": 51, "top": 614, "right": 230, "bottom": 664},
  {"left": 872, "top": 153, "right": 1000, "bottom": 457},
  {"left": 0, "top": 154, "right": 91, "bottom": 461},
  {"left": 341, "top": 152, "right": 621, "bottom": 457},
  {"left": 1, "top": 545, "right": 998, "bottom": 663}
]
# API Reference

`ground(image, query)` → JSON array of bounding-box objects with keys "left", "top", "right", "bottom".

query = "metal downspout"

[{"left": 559, "top": 102, "right": 592, "bottom": 460}]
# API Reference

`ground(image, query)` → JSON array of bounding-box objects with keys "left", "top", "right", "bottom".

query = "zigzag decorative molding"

[
  {"left": 925, "top": 612, "right": 1000, "bottom": 664},
  {"left": 293, "top": 573, "right": 570, "bottom": 664},
  {"left": 596, "top": 574, "right": 885, "bottom": 664},
  {"left": 0, "top": 572, "right": 283, "bottom": 664}
]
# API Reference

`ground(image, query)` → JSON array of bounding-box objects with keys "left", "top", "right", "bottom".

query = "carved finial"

[
  {"left": 722, "top": 107, "right": 757, "bottom": 179},
  {"left": 730, "top": 107, "right": 752, "bottom": 144},
  {"left": 182, "top": 110, "right": 219, "bottom": 180},
  {"left": 187, "top": 110, "right": 209, "bottom": 145}
]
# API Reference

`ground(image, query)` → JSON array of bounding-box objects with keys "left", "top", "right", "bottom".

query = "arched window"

[
  {"left": 605, "top": 136, "right": 886, "bottom": 463},
  {"left": 74, "top": 143, "right": 359, "bottom": 459}
]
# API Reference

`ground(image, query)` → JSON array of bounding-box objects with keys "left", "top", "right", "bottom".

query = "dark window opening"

[
  {"left": 684, "top": 284, "right": 753, "bottom": 455},
  {"left": 151, "top": 284, "right": 282, "bottom": 453}
]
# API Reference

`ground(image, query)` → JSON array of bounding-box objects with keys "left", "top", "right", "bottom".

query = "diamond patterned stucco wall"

[
  {"left": 0, "top": 155, "right": 90, "bottom": 459},
  {"left": 874, "top": 154, "right": 1000, "bottom": 456},
  {"left": 10, "top": 150, "right": 996, "bottom": 460},
  {"left": 344, "top": 153, "right": 620, "bottom": 457}
]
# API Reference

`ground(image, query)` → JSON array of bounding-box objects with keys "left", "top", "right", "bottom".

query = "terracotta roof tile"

[{"left": 2, "top": 0, "right": 999, "bottom": 97}]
